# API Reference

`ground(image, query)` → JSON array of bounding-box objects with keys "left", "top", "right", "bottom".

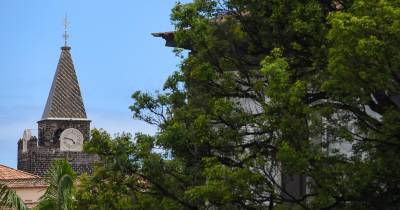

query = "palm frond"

[
  {"left": 0, "top": 182, "right": 29, "bottom": 210},
  {"left": 36, "top": 159, "right": 76, "bottom": 210}
]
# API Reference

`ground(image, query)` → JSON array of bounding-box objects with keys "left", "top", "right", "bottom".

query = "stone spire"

[{"left": 41, "top": 46, "right": 87, "bottom": 119}]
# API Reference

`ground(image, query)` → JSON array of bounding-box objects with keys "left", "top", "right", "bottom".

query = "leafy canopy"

[{"left": 78, "top": 0, "right": 400, "bottom": 209}]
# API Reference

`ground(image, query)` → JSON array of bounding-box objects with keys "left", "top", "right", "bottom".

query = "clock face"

[{"left": 60, "top": 128, "right": 84, "bottom": 151}]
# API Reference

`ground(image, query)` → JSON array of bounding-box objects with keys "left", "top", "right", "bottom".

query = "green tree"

[
  {"left": 0, "top": 183, "right": 29, "bottom": 210},
  {"left": 78, "top": 0, "right": 400, "bottom": 209},
  {"left": 76, "top": 129, "right": 187, "bottom": 210},
  {"left": 75, "top": 130, "right": 138, "bottom": 210},
  {"left": 36, "top": 159, "right": 77, "bottom": 210}
]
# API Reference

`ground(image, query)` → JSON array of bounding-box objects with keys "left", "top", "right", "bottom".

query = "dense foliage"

[{"left": 78, "top": 0, "right": 400, "bottom": 209}]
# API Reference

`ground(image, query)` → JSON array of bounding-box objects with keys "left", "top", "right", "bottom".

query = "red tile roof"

[
  {"left": 0, "top": 164, "right": 47, "bottom": 188},
  {"left": 0, "top": 164, "right": 41, "bottom": 180}
]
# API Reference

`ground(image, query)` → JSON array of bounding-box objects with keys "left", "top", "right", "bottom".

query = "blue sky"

[{"left": 0, "top": 0, "right": 189, "bottom": 167}]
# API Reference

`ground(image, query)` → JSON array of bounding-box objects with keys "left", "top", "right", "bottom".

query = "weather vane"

[{"left": 63, "top": 14, "right": 69, "bottom": 46}]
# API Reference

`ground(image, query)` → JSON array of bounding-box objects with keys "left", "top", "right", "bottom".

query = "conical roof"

[{"left": 42, "top": 46, "right": 87, "bottom": 119}]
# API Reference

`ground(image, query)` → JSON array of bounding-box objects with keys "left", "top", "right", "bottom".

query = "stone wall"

[
  {"left": 18, "top": 118, "right": 99, "bottom": 177},
  {"left": 37, "top": 119, "right": 90, "bottom": 148},
  {"left": 18, "top": 138, "right": 99, "bottom": 176}
]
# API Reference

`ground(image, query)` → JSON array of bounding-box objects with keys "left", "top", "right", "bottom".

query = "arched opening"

[{"left": 52, "top": 128, "right": 64, "bottom": 144}]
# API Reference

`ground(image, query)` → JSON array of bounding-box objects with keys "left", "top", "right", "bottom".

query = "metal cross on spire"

[{"left": 63, "top": 14, "right": 69, "bottom": 46}]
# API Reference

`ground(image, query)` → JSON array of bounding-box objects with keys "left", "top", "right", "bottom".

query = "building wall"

[
  {"left": 18, "top": 143, "right": 99, "bottom": 176},
  {"left": 14, "top": 186, "right": 47, "bottom": 208}
]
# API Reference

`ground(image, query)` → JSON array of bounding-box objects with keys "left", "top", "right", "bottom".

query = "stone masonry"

[
  {"left": 17, "top": 136, "right": 99, "bottom": 176},
  {"left": 37, "top": 119, "right": 90, "bottom": 148}
]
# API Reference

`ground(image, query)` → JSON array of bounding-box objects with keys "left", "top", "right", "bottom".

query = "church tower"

[
  {"left": 17, "top": 22, "right": 98, "bottom": 176},
  {"left": 38, "top": 45, "right": 90, "bottom": 149}
]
